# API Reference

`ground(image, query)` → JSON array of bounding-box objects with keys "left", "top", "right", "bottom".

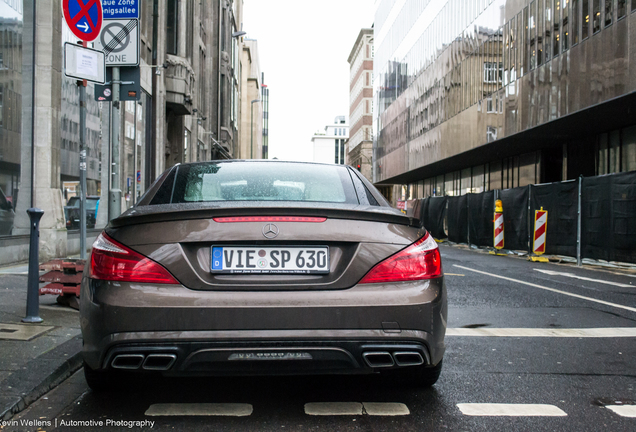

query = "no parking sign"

[{"left": 63, "top": 0, "right": 103, "bottom": 42}]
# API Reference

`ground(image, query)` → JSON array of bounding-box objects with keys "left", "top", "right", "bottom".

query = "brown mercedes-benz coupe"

[{"left": 80, "top": 161, "right": 446, "bottom": 391}]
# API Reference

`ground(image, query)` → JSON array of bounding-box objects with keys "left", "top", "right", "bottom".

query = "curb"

[{"left": 0, "top": 336, "right": 83, "bottom": 422}]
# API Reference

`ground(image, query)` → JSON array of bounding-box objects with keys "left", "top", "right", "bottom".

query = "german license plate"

[{"left": 211, "top": 246, "right": 330, "bottom": 274}]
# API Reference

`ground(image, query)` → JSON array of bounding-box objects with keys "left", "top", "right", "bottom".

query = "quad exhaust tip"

[
  {"left": 362, "top": 351, "right": 425, "bottom": 368},
  {"left": 393, "top": 351, "right": 424, "bottom": 366},
  {"left": 111, "top": 354, "right": 145, "bottom": 370},
  {"left": 111, "top": 353, "right": 177, "bottom": 371},
  {"left": 143, "top": 354, "right": 177, "bottom": 370},
  {"left": 362, "top": 351, "right": 395, "bottom": 368}
]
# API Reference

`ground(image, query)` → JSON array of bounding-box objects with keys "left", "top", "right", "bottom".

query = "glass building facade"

[{"left": 374, "top": 0, "right": 636, "bottom": 198}]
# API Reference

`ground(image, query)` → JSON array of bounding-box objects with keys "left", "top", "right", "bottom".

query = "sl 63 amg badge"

[{"left": 228, "top": 352, "right": 312, "bottom": 360}]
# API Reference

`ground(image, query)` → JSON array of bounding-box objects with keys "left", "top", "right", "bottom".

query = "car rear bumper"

[{"left": 80, "top": 278, "right": 447, "bottom": 375}]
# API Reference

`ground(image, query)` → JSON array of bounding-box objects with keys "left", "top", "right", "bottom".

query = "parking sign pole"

[
  {"left": 78, "top": 42, "right": 88, "bottom": 259},
  {"left": 109, "top": 66, "right": 122, "bottom": 221}
]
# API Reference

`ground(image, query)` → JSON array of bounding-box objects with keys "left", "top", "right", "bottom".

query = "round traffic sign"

[
  {"left": 63, "top": 0, "right": 103, "bottom": 42},
  {"left": 100, "top": 22, "right": 130, "bottom": 53}
]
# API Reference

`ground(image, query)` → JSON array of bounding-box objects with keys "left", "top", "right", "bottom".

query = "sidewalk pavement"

[{"left": 0, "top": 262, "right": 83, "bottom": 422}]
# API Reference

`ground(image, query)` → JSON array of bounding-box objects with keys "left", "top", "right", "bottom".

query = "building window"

[
  {"left": 340, "top": 139, "right": 345, "bottom": 164},
  {"left": 554, "top": 0, "right": 561, "bottom": 56},
  {"left": 572, "top": 0, "right": 579, "bottom": 45},
  {"left": 617, "top": 0, "right": 627, "bottom": 18},
  {"left": 483, "top": 62, "right": 502, "bottom": 83},
  {"left": 562, "top": 0, "right": 569, "bottom": 52},
  {"left": 604, "top": 0, "right": 613, "bottom": 26},
  {"left": 582, "top": 0, "right": 590, "bottom": 39},
  {"left": 487, "top": 126, "right": 498, "bottom": 142},
  {"left": 167, "top": 0, "right": 179, "bottom": 55},
  {"left": 593, "top": 0, "right": 601, "bottom": 33}
]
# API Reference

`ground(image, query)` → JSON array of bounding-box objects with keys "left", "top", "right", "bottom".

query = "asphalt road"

[{"left": 10, "top": 245, "right": 636, "bottom": 431}]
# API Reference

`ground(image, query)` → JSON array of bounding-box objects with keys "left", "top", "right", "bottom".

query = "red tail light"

[
  {"left": 89, "top": 233, "right": 179, "bottom": 284},
  {"left": 359, "top": 233, "right": 442, "bottom": 284}
]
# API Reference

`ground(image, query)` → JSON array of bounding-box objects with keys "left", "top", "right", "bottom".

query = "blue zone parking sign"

[{"left": 102, "top": 0, "right": 139, "bottom": 19}]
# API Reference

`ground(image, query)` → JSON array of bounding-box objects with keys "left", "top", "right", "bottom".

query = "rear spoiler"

[{"left": 108, "top": 204, "right": 421, "bottom": 229}]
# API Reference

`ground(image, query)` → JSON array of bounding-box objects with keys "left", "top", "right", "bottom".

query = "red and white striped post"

[
  {"left": 533, "top": 207, "right": 548, "bottom": 255},
  {"left": 494, "top": 199, "right": 504, "bottom": 249}
]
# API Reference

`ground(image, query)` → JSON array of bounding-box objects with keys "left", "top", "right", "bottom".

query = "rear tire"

[
  {"left": 384, "top": 359, "right": 443, "bottom": 388},
  {"left": 83, "top": 362, "right": 117, "bottom": 392}
]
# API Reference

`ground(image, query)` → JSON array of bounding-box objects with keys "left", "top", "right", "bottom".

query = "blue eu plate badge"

[{"left": 212, "top": 247, "right": 223, "bottom": 270}]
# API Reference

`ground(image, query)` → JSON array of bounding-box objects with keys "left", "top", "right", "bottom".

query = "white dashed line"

[
  {"left": 446, "top": 327, "right": 636, "bottom": 337},
  {"left": 304, "top": 402, "right": 363, "bottom": 416},
  {"left": 457, "top": 403, "right": 567, "bottom": 417},
  {"left": 304, "top": 402, "right": 410, "bottom": 416},
  {"left": 362, "top": 402, "right": 410, "bottom": 416},
  {"left": 145, "top": 403, "right": 253, "bottom": 416},
  {"left": 605, "top": 405, "right": 636, "bottom": 418},
  {"left": 454, "top": 264, "right": 636, "bottom": 313}
]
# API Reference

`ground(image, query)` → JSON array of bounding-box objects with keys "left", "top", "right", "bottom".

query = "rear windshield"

[{"left": 149, "top": 162, "right": 360, "bottom": 204}]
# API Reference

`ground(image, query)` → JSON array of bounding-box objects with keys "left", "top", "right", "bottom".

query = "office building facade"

[
  {"left": 347, "top": 28, "right": 374, "bottom": 181},
  {"left": 310, "top": 116, "right": 349, "bottom": 165},
  {"left": 374, "top": 0, "right": 636, "bottom": 199}
]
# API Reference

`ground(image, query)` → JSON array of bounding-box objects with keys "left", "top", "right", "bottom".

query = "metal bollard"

[{"left": 23, "top": 208, "right": 44, "bottom": 323}]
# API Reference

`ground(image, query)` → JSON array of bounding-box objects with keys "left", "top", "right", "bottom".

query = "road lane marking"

[
  {"left": 606, "top": 405, "right": 636, "bottom": 418},
  {"left": 362, "top": 402, "right": 410, "bottom": 416},
  {"left": 457, "top": 403, "right": 567, "bottom": 417},
  {"left": 145, "top": 403, "right": 253, "bottom": 416},
  {"left": 446, "top": 327, "right": 636, "bottom": 337},
  {"left": 454, "top": 265, "right": 636, "bottom": 313},
  {"left": 304, "top": 402, "right": 410, "bottom": 416},
  {"left": 534, "top": 269, "right": 634, "bottom": 288},
  {"left": 304, "top": 402, "right": 363, "bottom": 415},
  {"left": 444, "top": 273, "right": 465, "bottom": 276}
]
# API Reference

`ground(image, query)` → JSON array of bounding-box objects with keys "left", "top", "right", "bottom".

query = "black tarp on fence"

[
  {"left": 424, "top": 196, "right": 448, "bottom": 239},
  {"left": 447, "top": 195, "right": 468, "bottom": 243},
  {"left": 530, "top": 180, "right": 578, "bottom": 257},
  {"left": 468, "top": 191, "right": 495, "bottom": 247},
  {"left": 582, "top": 172, "right": 636, "bottom": 263},
  {"left": 399, "top": 170, "right": 636, "bottom": 264},
  {"left": 499, "top": 187, "right": 529, "bottom": 251}
]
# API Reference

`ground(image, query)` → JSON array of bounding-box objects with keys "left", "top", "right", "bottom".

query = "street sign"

[
  {"left": 63, "top": 0, "right": 103, "bottom": 42},
  {"left": 64, "top": 43, "right": 106, "bottom": 84},
  {"left": 102, "top": 0, "right": 139, "bottom": 19},
  {"left": 93, "top": 19, "right": 139, "bottom": 66},
  {"left": 95, "top": 67, "right": 141, "bottom": 101}
]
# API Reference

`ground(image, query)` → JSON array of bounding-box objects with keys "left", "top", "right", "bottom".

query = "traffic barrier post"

[{"left": 532, "top": 207, "right": 549, "bottom": 262}]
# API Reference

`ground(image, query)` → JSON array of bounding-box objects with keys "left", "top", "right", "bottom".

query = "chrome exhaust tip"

[
  {"left": 142, "top": 354, "right": 177, "bottom": 371},
  {"left": 362, "top": 351, "right": 395, "bottom": 368},
  {"left": 393, "top": 351, "right": 424, "bottom": 367},
  {"left": 111, "top": 354, "right": 145, "bottom": 370}
]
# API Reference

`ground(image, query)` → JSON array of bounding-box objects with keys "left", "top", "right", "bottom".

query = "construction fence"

[{"left": 407, "top": 171, "right": 636, "bottom": 264}]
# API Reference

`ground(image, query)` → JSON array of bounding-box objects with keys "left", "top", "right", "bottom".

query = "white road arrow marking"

[
  {"left": 534, "top": 268, "right": 634, "bottom": 288},
  {"left": 77, "top": 22, "right": 90, "bottom": 32}
]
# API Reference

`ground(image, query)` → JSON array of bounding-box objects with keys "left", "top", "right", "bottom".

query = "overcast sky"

[{"left": 242, "top": 0, "right": 374, "bottom": 161}]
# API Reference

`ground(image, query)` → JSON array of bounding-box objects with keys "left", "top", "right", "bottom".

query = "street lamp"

[{"left": 250, "top": 99, "right": 261, "bottom": 159}]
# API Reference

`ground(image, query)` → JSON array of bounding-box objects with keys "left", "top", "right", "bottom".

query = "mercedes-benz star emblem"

[{"left": 262, "top": 223, "right": 279, "bottom": 239}]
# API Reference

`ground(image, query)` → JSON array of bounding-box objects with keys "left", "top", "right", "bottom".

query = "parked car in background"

[
  {"left": 0, "top": 187, "right": 15, "bottom": 236},
  {"left": 65, "top": 196, "right": 99, "bottom": 230},
  {"left": 81, "top": 161, "right": 447, "bottom": 391}
]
